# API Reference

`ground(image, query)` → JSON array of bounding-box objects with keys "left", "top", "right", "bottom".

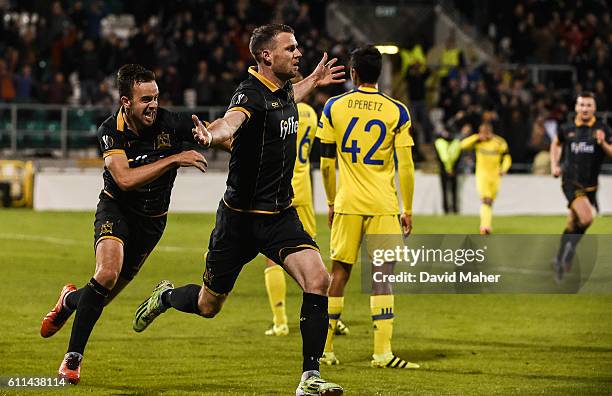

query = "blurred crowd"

[
  {"left": 0, "top": 0, "right": 351, "bottom": 108},
  {"left": 406, "top": 0, "right": 612, "bottom": 171},
  {"left": 1, "top": 0, "right": 610, "bottom": 171}
]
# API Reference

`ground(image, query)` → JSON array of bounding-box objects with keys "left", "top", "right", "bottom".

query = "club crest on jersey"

[
  {"left": 155, "top": 132, "right": 171, "bottom": 149},
  {"left": 570, "top": 141, "right": 594, "bottom": 154},
  {"left": 102, "top": 135, "right": 114, "bottom": 150},
  {"left": 280, "top": 116, "right": 298, "bottom": 139},
  {"left": 100, "top": 221, "right": 113, "bottom": 235}
]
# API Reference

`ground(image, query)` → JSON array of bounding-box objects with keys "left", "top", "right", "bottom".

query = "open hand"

[
  {"left": 192, "top": 115, "right": 212, "bottom": 147},
  {"left": 176, "top": 150, "right": 207, "bottom": 173},
  {"left": 312, "top": 52, "right": 346, "bottom": 87}
]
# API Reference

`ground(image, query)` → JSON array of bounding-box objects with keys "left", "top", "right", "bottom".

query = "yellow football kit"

[
  {"left": 317, "top": 86, "right": 414, "bottom": 265},
  {"left": 460, "top": 133, "right": 512, "bottom": 199},
  {"left": 318, "top": 85, "right": 416, "bottom": 366},
  {"left": 292, "top": 102, "right": 317, "bottom": 238}
]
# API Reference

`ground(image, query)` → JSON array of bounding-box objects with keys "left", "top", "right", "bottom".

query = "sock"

[
  {"left": 557, "top": 226, "right": 586, "bottom": 263},
  {"left": 67, "top": 278, "right": 110, "bottom": 355},
  {"left": 64, "top": 288, "right": 85, "bottom": 311},
  {"left": 264, "top": 265, "right": 287, "bottom": 327},
  {"left": 324, "top": 296, "right": 344, "bottom": 353},
  {"left": 300, "top": 292, "right": 328, "bottom": 373},
  {"left": 168, "top": 284, "right": 201, "bottom": 314},
  {"left": 371, "top": 294, "right": 394, "bottom": 357},
  {"left": 480, "top": 203, "right": 492, "bottom": 229}
]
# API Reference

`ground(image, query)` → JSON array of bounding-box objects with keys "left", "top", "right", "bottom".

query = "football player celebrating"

[{"left": 550, "top": 92, "right": 612, "bottom": 280}]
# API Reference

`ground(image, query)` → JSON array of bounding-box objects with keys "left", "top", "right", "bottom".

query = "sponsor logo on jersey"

[
  {"left": 280, "top": 116, "right": 299, "bottom": 139},
  {"left": 570, "top": 141, "right": 595, "bottom": 154}
]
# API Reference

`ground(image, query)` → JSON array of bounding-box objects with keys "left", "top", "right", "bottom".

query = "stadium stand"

[{"left": 0, "top": 0, "right": 610, "bottom": 174}]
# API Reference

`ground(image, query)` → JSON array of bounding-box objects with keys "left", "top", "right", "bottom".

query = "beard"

[{"left": 274, "top": 62, "right": 299, "bottom": 83}]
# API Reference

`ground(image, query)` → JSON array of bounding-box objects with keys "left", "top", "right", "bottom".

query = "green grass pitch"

[{"left": 0, "top": 210, "right": 611, "bottom": 395}]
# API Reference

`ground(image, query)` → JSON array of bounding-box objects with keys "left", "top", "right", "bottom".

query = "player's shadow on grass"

[
  {"left": 414, "top": 336, "right": 612, "bottom": 353},
  {"left": 428, "top": 367, "right": 612, "bottom": 384},
  {"left": 393, "top": 348, "right": 458, "bottom": 362}
]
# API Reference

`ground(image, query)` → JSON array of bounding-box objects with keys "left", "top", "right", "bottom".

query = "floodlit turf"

[{"left": 0, "top": 210, "right": 611, "bottom": 395}]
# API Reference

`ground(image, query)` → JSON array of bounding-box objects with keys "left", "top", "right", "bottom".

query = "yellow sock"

[
  {"left": 371, "top": 295, "right": 394, "bottom": 356},
  {"left": 264, "top": 265, "right": 286, "bottom": 326},
  {"left": 324, "top": 296, "right": 344, "bottom": 353},
  {"left": 480, "top": 203, "right": 493, "bottom": 229}
]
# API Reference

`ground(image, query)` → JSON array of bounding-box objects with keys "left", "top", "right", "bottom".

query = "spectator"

[
  {"left": 14, "top": 65, "right": 35, "bottom": 102},
  {"left": 78, "top": 39, "right": 100, "bottom": 105},
  {"left": 405, "top": 61, "right": 433, "bottom": 143},
  {"left": 528, "top": 114, "right": 551, "bottom": 175},
  {"left": 193, "top": 60, "right": 214, "bottom": 106},
  {"left": 45, "top": 72, "right": 72, "bottom": 104},
  {"left": 95, "top": 80, "right": 114, "bottom": 107},
  {"left": 439, "top": 35, "right": 464, "bottom": 78},
  {"left": 0, "top": 60, "right": 16, "bottom": 102}
]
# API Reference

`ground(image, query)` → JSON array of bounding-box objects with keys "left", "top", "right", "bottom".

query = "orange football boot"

[
  {"left": 41, "top": 284, "right": 77, "bottom": 338},
  {"left": 58, "top": 352, "right": 82, "bottom": 384}
]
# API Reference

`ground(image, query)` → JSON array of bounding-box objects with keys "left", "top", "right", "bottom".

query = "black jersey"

[
  {"left": 558, "top": 116, "right": 612, "bottom": 188},
  {"left": 222, "top": 67, "right": 299, "bottom": 213},
  {"left": 97, "top": 107, "right": 194, "bottom": 216}
]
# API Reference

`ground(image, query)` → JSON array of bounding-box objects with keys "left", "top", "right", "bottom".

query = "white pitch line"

[{"left": 0, "top": 233, "right": 202, "bottom": 253}]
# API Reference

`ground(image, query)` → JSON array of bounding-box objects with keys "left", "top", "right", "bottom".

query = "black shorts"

[
  {"left": 562, "top": 181, "right": 598, "bottom": 211},
  {"left": 94, "top": 194, "right": 167, "bottom": 280},
  {"left": 203, "top": 200, "right": 318, "bottom": 296}
]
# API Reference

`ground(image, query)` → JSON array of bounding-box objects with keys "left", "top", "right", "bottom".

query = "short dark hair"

[
  {"left": 577, "top": 91, "right": 596, "bottom": 101},
  {"left": 249, "top": 24, "right": 294, "bottom": 62},
  {"left": 116, "top": 64, "right": 156, "bottom": 99},
  {"left": 350, "top": 45, "right": 382, "bottom": 84}
]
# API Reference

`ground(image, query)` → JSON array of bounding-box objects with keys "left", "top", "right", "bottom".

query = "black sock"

[
  {"left": 67, "top": 278, "right": 109, "bottom": 355},
  {"left": 168, "top": 284, "right": 201, "bottom": 314},
  {"left": 64, "top": 288, "right": 85, "bottom": 311},
  {"left": 557, "top": 227, "right": 586, "bottom": 262},
  {"left": 300, "top": 292, "right": 328, "bottom": 373}
]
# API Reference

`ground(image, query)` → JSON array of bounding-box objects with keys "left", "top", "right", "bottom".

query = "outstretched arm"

[
  {"left": 460, "top": 133, "right": 479, "bottom": 150},
  {"left": 191, "top": 111, "right": 246, "bottom": 148},
  {"left": 293, "top": 52, "right": 345, "bottom": 103}
]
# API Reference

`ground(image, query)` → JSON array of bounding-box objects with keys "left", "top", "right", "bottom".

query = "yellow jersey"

[
  {"left": 316, "top": 86, "right": 413, "bottom": 215},
  {"left": 460, "top": 134, "right": 511, "bottom": 178},
  {"left": 292, "top": 102, "right": 317, "bottom": 206}
]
